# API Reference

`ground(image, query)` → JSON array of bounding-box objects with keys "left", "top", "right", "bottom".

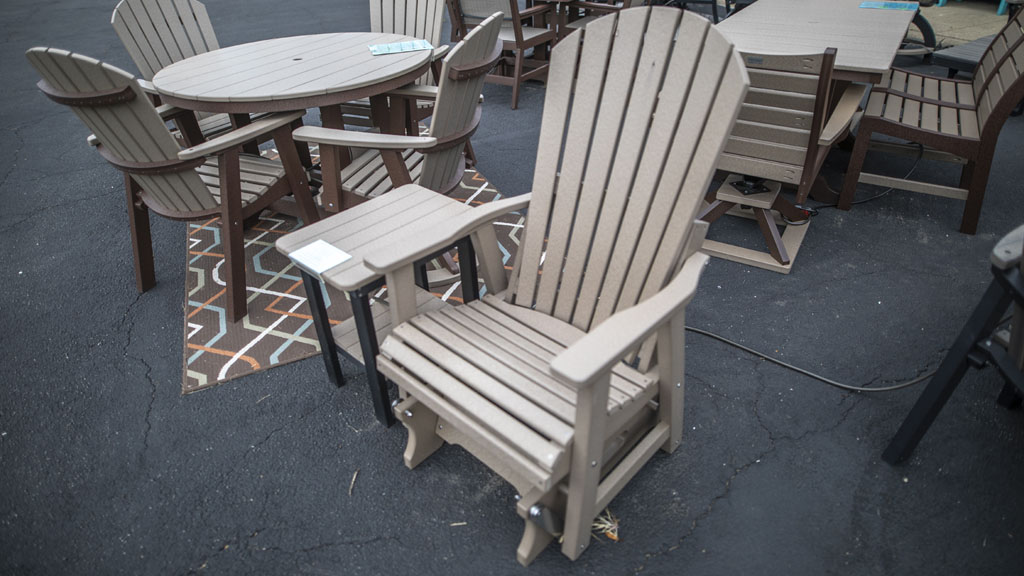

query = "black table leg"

[
  {"left": 349, "top": 286, "right": 395, "bottom": 427},
  {"left": 458, "top": 237, "right": 480, "bottom": 303},
  {"left": 300, "top": 270, "right": 344, "bottom": 387}
]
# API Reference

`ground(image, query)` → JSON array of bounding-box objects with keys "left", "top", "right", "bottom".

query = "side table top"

[
  {"left": 277, "top": 185, "right": 472, "bottom": 292},
  {"left": 153, "top": 32, "right": 432, "bottom": 110}
]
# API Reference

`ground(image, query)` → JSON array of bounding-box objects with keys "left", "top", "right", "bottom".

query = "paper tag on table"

[
  {"left": 289, "top": 240, "right": 352, "bottom": 277},
  {"left": 368, "top": 39, "right": 433, "bottom": 55},
  {"left": 858, "top": 1, "right": 918, "bottom": 10}
]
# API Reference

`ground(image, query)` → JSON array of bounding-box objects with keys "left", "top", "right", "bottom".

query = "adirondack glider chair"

[
  {"left": 699, "top": 48, "right": 866, "bottom": 273},
  {"left": 292, "top": 15, "right": 501, "bottom": 209},
  {"left": 26, "top": 47, "right": 319, "bottom": 322},
  {"left": 334, "top": 7, "right": 747, "bottom": 563},
  {"left": 337, "top": 0, "right": 450, "bottom": 132},
  {"left": 449, "top": 0, "right": 556, "bottom": 109},
  {"left": 111, "top": 0, "right": 268, "bottom": 147},
  {"left": 840, "top": 8, "right": 1024, "bottom": 235}
]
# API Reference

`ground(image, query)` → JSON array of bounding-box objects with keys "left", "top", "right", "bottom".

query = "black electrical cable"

[{"left": 685, "top": 326, "right": 935, "bottom": 392}]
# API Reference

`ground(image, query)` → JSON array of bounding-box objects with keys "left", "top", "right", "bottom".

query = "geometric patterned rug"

[{"left": 182, "top": 165, "right": 521, "bottom": 393}]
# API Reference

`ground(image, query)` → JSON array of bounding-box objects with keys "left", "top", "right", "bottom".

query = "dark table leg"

[
  {"left": 300, "top": 270, "right": 344, "bottom": 387},
  {"left": 349, "top": 284, "right": 395, "bottom": 427}
]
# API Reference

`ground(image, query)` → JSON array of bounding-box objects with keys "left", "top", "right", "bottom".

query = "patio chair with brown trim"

[
  {"left": 700, "top": 48, "right": 866, "bottom": 273},
  {"left": 336, "top": 0, "right": 451, "bottom": 132},
  {"left": 840, "top": 9, "right": 1024, "bottom": 235},
  {"left": 449, "top": 0, "right": 556, "bottom": 109},
  {"left": 333, "top": 7, "right": 748, "bottom": 563},
  {"left": 26, "top": 47, "right": 320, "bottom": 322},
  {"left": 290, "top": 13, "right": 501, "bottom": 210},
  {"left": 111, "top": 0, "right": 266, "bottom": 146}
]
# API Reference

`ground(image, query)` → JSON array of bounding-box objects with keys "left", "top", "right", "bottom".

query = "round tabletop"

[{"left": 152, "top": 32, "right": 433, "bottom": 114}]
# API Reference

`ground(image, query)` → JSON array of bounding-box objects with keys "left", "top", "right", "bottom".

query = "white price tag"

[{"left": 289, "top": 240, "right": 352, "bottom": 277}]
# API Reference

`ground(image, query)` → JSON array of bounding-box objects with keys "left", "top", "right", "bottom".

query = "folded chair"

[
  {"left": 112, "top": 0, "right": 266, "bottom": 146},
  {"left": 292, "top": 16, "right": 501, "bottom": 210},
  {"left": 840, "top": 9, "right": 1024, "bottom": 235},
  {"left": 342, "top": 7, "right": 748, "bottom": 563},
  {"left": 700, "top": 48, "right": 865, "bottom": 273},
  {"left": 27, "top": 47, "right": 320, "bottom": 322},
  {"left": 449, "top": 0, "right": 556, "bottom": 109},
  {"left": 883, "top": 223, "right": 1024, "bottom": 464}
]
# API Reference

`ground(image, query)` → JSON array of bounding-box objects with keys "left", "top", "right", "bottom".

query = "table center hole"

[{"left": 293, "top": 57, "right": 302, "bottom": 61}]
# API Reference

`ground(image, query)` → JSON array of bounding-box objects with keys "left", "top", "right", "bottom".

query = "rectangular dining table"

[{"left": 716, "top": 0, "right": 917, "bottom": 84}]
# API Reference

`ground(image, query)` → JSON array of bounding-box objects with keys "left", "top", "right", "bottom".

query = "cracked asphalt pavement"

[{"left": 2, "top": 0, "right": 1024, "bottom": 574}]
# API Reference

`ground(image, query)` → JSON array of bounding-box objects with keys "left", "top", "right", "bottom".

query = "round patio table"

[{"left": 153, "top": 32, "right": 433, "bottom": 212}]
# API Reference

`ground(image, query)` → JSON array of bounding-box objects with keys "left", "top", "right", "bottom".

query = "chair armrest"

[
  {"left": 519, "top": 4, "right": 552, "bottom": 18},
  {"left": 178, "top": 111, "right": 303, "bottom": 160},
  {"left": 568, "top": 1, "right": 620, "bottom": 13},
  {"left": 992, "top": 223, "right": 1024, "bottom": 270},
  {"left": 550, "top": 252, "right": 709, "bottom": 387},
  {"left": 432, "top": 44, "right": 451, "bottom": 61},
  {"left": 137, "top": 78, "right": 157, "bottom": 94},
  {"left": 387, "top": 84, "right": 484, "bottom": 104},
  {"left": 154, "top": 103, "right": 195, "bottom": 121},
  {"left": 363, "top": 192, "right": 532, "bottom": 273},
  {"left": 818, "top": 83, "right": 868, "bottom": 147},
  {"left": 293, "top": 126, "right": 437, "bottom": 150},
  {"left": 387, "top": 84, "right": 439, "bottom": 101}
]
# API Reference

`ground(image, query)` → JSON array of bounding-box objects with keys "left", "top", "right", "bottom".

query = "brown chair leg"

[
  {"left": 754, "top": 208, "right": 790, "bottom": 265},
  {"left": 125, "top": 174, "right": 155, "bottom": 292},
  {"left": 960, "top": 158, "right": 993, "bottom": 235},
  {"left": 219, "top": 149, "right": 247, "bottom": 322},
  {"left": 512, "top": 50, "right": 525, "bottom": 110},
  {"left": 840, "top": 124, "right": 874, "bottom": 210},
  {"left": 272, "top": 126, "right": 320, "bottom": 225},
  {"left": 698, "top": 199, "right": 736, "bottom": 224}
]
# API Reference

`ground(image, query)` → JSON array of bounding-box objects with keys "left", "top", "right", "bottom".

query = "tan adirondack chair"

[
  {"left": 840, "top": 8, "right": 1024, "bottom": 235},
  {"left": 699, "top": 49, "right": 865, "bottom": 273},
  {"left": 449, "top": 0, "right": 556, "bottom": 109},
  {"left": 26, "top": 47, "right": 319, "bottom": 322},
  {"left": 111, "top": 0, "right": 260, "bottom": 145},
  {"left": 331, "top": 7, "right": 747, "bottom": 563},
  {"left": 336, "top": 0, "right": 451, "bottom": 131},
  {"left": 293, "top": 14, "right": 502, "bottom": 209}
]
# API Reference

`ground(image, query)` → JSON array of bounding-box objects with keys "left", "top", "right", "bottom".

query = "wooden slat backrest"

[
  {"left": 973, "top": 9, "right": 1024, "bottom": 131},
  {"left": 460, "top": 0, "right": 514, "bottom": 27},
  {"left": 419, "top": 14, "right": 501, "bottom": 192},
  {"left": 507, "top": 8, "right": 748, "bottom": 341},
  {"left": 26, "top": 48, "right": 216, "bottom": 213},
  {"left": 370, "top": 0, "right": 445, "bottom": 47},
  {"left": 717, "top": 50, "right": 834, "bottom": 186},
  {"left": 112, "top": 0, "right": 219, "bottom": 80}
]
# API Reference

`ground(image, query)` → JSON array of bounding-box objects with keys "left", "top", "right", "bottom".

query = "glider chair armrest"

[
  {"left": 178, "top": 111, "right": 304, "bottom": 160},
  {"left": 293, "top": 126, "right": 437, "bottom": 150},
  {"left": 363, "top": 192, "right": 532, "bottom": 274},
  {"left": 819, "top": 83, "right": 868, "bottom": 147},
  {"left": 550, "top": 252, "right": 709, "bottom": 387}
]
